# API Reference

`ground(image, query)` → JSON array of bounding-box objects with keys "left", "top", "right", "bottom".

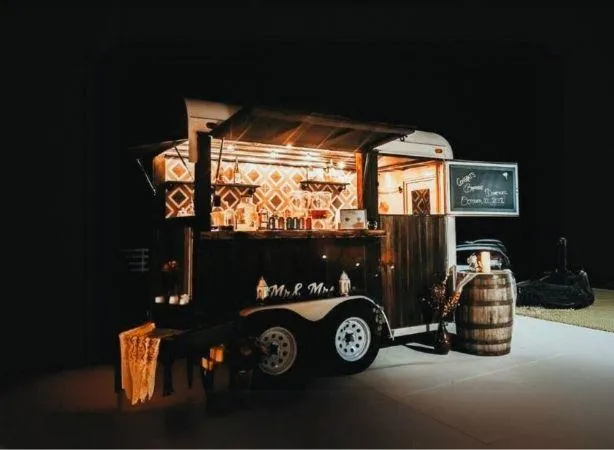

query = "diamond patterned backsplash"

[
  {"left": 165, "top": 183, "right": 195, "bottom": 218},
  {"left": 160, "top": 155, "right": 357, "bottom": 219}
]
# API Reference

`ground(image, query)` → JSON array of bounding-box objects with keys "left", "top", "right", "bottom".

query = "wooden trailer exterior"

[{"left": 127, "top": 98, "right": 461, "bottom": 388}]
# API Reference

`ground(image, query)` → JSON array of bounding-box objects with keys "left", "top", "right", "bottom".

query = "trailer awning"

[
  {"left": 129, "top": 98, "right": 417, "bottom": 161},
  {"left": 209, "top": 107, "right": 415, "bottom": 153}
]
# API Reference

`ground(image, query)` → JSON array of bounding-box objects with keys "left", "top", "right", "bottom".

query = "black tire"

[{"left": 324, "top": 304, "right": 381, "bottom": 375}]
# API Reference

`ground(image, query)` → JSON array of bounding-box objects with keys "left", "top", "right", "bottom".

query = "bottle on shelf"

[
  {"left": 324, "top": 159, "right": 334, "bottom": 181},
  {"left": 210, "top": 194, "right": 224, "bottom": 231},
  {"left": 268, "top": 211, "right": 277, "bottom": 230},
  {"left": 258, "top": 204, "right": 269, "bottom": 230},
  {"left": 251, "top": 200, "right": 260, "bottom": 231},
  {"left": 233, "top": 156, "right": 242, "bottom": 184}
]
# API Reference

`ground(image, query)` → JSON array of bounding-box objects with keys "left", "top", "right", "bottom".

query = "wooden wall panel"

[
  {"left": 194, "top": 237, "right": 380, "bottom": 321},
  {"left": 379, "top": 215, "right": 448, "bottom": 328}
]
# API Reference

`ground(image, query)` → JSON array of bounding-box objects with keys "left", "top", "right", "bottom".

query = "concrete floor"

[{"left": 1, "top": 315, "right": 613, "bottom": 448}]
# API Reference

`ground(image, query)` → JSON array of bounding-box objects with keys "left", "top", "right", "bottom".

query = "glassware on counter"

[
  {"left": 290, "top": 191, "right": 310, "bottom": 214},
  {"left": 235, "top": 195, "right": 258, "bottom": 231},
  {"left": 311, "top": 191, "right": 331, "bottom": 209},
  {"left": 222, "top": 204, "right": 235, "bottom": 231},
  {"left": 309, "top": 191, "right": 332, "bottom": 221}
]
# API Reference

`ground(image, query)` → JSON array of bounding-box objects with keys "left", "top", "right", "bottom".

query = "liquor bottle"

[
  {"left": 250, "top": 199, "right": 259, "bottom": 230},
  {"left": 268, "top": 211, "right": 277, "bottom": 230},
  {"left": 233, "top": 156, "right": 242, "bottom": 184},
  {"left": 277, "top": 215, "right": 285, "bottom": 230},
  {"left": 299, "top": 216, "right": 305, "bottom": 230},
  {"left": 306, "top": 214, "right": 312, "bottom": 230},
  {"left": 258, "top": 205, "right": 269, "bottom": 230},
  {"left": 210, "top": 194, "right": 224, "bottom": 231},
  {"left": 324, "top": 158, "right": 334, "bottom": 181}
]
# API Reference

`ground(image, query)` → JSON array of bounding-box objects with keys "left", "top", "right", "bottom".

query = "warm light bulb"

[{"left": 337, "top": 161, "right": 346, "bottom": 169}]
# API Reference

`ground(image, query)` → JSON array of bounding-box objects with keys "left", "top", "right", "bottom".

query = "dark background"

[{"left": 2, "top": 6, "right": 612, "bottom": 385}]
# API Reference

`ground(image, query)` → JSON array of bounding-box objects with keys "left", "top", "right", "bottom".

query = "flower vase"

[{"left": 434, "top": 319, "right": 451, "bottom": 355}]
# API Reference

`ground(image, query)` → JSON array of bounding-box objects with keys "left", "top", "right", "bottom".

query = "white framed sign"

[{"left": 445, "top": 160, "right": 519, "bottom": 216}]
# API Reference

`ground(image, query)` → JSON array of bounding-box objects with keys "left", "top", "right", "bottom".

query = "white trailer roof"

[{"left": 374, "top": 131, "right": 453, "bottom": 160}]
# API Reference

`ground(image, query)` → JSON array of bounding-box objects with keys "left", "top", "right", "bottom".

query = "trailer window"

[{"left": 377, "top": 155, "right": 445, "bottom": 215}]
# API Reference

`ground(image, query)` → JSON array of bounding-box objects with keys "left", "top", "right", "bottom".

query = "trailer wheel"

[
  {"left": 326, "top": 305, "right": 380, "bottom": 375},
  {"left": 257, "top": 325, "right": 298, "bottom": 376},
  {"left": 250, "top": 319, "right": 308, "bottom": 388}
]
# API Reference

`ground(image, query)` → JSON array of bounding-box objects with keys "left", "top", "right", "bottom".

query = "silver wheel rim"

[
  {"left": 258, "top": 326, "right": 297, "bottom": 375},
  {"left": 335, "top": 316, "right": 371, "bottom": 362}
]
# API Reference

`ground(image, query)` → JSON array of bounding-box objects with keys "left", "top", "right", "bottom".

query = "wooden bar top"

[{"left": 199, "top": 229, "right": 386, "bottom": 240}]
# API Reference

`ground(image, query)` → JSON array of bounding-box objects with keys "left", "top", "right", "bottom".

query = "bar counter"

[{"left": 199, "top": 229, "right": 386, "bottom": 240}]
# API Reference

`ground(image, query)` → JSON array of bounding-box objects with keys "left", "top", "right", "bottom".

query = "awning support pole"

[
  {"left": 135, "top": 158, "right": 156, "bottom": 196},
  {"left": 194, "top": 132, "right": 212, "bottom": 232}
]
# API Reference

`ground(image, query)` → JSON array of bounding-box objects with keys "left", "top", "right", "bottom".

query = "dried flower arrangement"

[
  {"left": 423, "top": 266, "right": 478, "bottom": 354},
  {"left": 424, "top": 266, "right": 477, "bottom": 320}
]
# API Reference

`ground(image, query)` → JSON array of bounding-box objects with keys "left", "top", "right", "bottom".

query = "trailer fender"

[{"left": 239, "top": 295, "right": 392, "bottom": 339}]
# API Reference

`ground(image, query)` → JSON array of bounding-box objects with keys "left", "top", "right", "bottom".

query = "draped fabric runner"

[{"left": 118, "top": 322, "right": 182, "bottom": 406}]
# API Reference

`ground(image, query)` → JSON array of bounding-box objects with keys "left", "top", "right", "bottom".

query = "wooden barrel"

[{"left": 454, "top": 270, "right": 516, "bottom": 356}]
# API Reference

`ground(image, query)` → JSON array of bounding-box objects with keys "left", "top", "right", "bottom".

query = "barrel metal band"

[
  {"left": 457, "top": 337, "right": 512, "bottom": 345},
  {"left": 459, "top": 347, "right": 511, "bottom": 356},
  {"left": 463, "top": 300, "right": 514, "bottom": 307},
  {"left": 455, "top": 320, "right": 514, "bottom": 329}
]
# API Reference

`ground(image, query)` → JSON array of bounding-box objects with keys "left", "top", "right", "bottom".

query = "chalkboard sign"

[{"left": 445, "top": 161, "right": 519, "bottom": 216}]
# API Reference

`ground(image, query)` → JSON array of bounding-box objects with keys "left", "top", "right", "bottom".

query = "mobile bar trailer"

[{"left": 117, "top": 98, "right": 519, "bottom": 401}]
